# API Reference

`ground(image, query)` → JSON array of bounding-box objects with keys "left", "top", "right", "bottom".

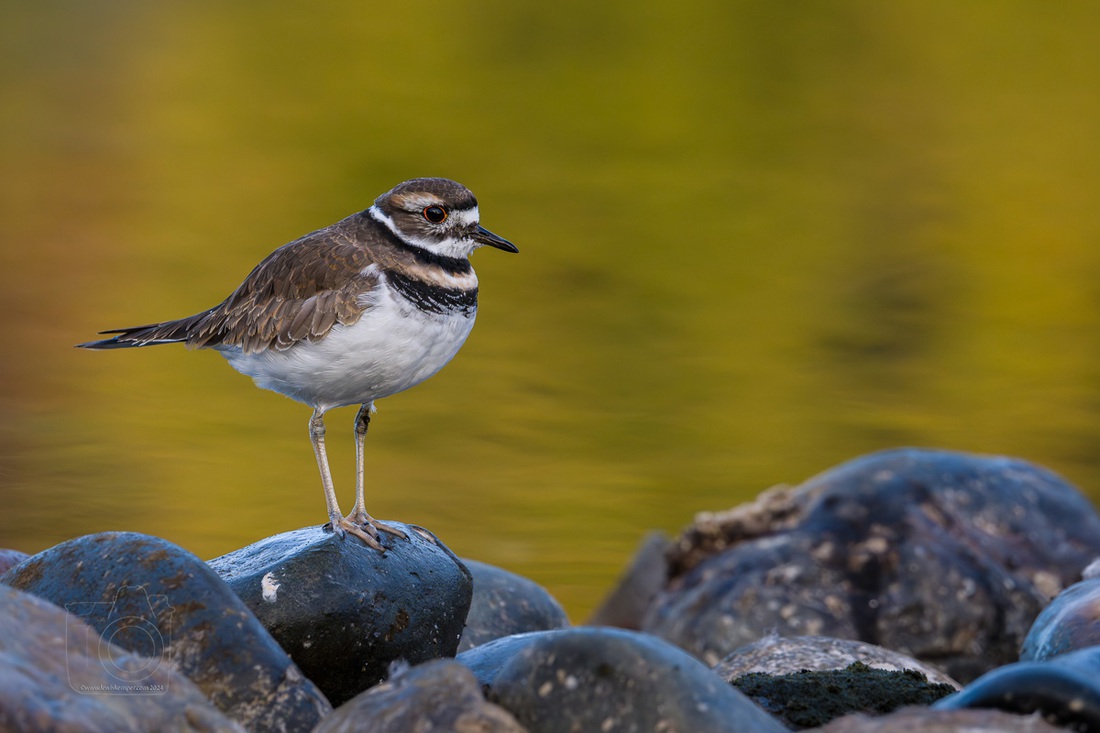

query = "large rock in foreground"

[
  {"left": 1, "top": 532, "right": 330, "bottom": 732},
  {"left": 314, "top": 659, "right": 526, "bottom": 733},
  {"left": 458, "top": 627, "right": 788, "bottom": 733},
  {"left": 208, "top": 523, "right": 472, "bottom": 706},
  {"left": 645, "top": 448, "right": 1100, "bottom": 682},
  {"left": 0, "top": 584, "right": 242, "bottom": 733}
]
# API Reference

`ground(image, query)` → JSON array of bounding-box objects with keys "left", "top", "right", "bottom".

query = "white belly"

[{"left": 220, "top": 290, "right": 477, "bottom": 410}]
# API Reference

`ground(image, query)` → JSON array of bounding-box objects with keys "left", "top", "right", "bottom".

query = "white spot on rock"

[{"left": 261, "top": 572, "right": 280, "bottom": 603}]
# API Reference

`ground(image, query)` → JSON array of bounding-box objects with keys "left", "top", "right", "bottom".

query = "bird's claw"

[
  {"left": 325, "top": 516, "right": 387, "bottom": 551},
  {"left": 344, "top": 511, "right": 408, "bottom": 540}
]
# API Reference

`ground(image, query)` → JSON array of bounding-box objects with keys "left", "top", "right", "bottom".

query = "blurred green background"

[{"left": 3, "top": 2, "right": 1100, "bottom": 619}]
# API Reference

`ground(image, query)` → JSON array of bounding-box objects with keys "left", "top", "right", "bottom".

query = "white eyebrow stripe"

[
  {"left": 450, "top": 206, "right": 480, "bottom": 227},
  {"left": 368, "top": 205, "right": 401, "bottom": 237},
  {"left": 367, "top": 205, "right": 449, "bottom": 250}
]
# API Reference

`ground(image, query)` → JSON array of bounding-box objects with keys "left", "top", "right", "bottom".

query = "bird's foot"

[
  {"left": 346, "top": 509, "right": 408, "bottom": 540},
  {"left": 325, "top": 515, "right": 387, "bottom": 551}
]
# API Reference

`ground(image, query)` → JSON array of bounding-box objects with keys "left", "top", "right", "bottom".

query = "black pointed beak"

[{"left": 475, "top": 226, "right": 519, "bottom": 253}]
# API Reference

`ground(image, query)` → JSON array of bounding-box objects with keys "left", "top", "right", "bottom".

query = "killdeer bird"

[{"left": 79, "top": 178, "right": 518, "bottom": 550}]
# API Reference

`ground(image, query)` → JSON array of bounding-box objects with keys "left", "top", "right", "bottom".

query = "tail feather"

[{"left": 76, "top": 315, "right": 205, "bottom": 350}]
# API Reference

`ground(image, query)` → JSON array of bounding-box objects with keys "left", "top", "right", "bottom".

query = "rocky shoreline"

[{"left": 2, "top": 447, "right": 1100, "bottom": 732}]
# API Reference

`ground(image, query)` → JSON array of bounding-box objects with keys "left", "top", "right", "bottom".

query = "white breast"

[{"left": 220, "top": 285, "right": 477, "bottom": 410}]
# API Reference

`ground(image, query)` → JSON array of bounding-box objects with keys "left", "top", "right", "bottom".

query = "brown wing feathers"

[{"left": 78, "top": 222, "right": 379, "bottom": 354}]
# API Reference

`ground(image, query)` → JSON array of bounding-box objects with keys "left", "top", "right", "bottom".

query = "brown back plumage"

[{"left": 79, "top": 213, "right": 381, "bottom": 354}]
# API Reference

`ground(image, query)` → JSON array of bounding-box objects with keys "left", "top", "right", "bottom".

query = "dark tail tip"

[
  {"left": 75, "top": 329, "right": 183, "bottom": 350},
  {"left": 76, "top": 337, "right": 123, "bottom": 350}
]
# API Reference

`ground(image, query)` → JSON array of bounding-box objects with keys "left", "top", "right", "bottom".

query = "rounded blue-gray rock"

[
  {"left": 1021, "top": 576, "right": 1100, "bottom": 661},
  {"left": 456, "top": 630, "right": 550, "bottom": 690},
  {"left": 459, "top": 627, "right": 788, "bottom": 733},
  {"left": 458, "top": 558, "right": 569, "bottom": 652},
  {"left": 208, "top": 523, "right": 472, "bottom": 706},
  {"left": 0, "top": 532, "right": 330, "bottom": 732},
  {"left": 313, "top": 659, "right": 525, "bottom": 733},
  {"left": 934, "top": 646, "right": 1100, "bottom": 731}
]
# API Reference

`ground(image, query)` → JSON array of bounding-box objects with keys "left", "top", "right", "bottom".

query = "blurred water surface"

[{"left": 3, "top": 2, "right": 1100, "bottom": 617}]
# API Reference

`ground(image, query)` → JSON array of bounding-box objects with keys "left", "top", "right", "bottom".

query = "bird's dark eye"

[{"left": 423, "top": 206, "right": 447, "bottom": 223}]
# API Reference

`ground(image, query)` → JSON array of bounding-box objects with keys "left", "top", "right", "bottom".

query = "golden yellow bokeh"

[{"left": 3, "top": 1, "right": 1100, "bottom": 618}]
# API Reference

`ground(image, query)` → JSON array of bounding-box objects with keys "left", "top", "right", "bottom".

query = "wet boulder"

[
  {"left": 933, "top": 645, "right": 1100, "bottom": 731},
  {"left": 645, "top": 448, "right": 1100, "bottom": 682},
  {"left": 458, "top": 558, "right": 569, "bottom": 652},
  {"left": 1020, "top": 576, "right": 1100, "bottom": 661},
  {"left": 458, "top": 627, "right": 789, "bottom": 733},
  {"left": 208, "top": 523, "right": 472, "bottom": 706},
  {"left": 314, "top": 659, "right": 526, "bottom": 733},
  {"left": 454, "top": 630, "right": 549, "bottom": 689},
  {"left": 0, "top": 583, "right": 243, "bottom": 733},
  {"left": 1, "top": 532, "right": 330, "bottom": 732}
]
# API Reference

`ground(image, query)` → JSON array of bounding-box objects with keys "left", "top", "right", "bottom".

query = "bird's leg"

[
  {"left": 347, "top": 403, "right": 407, "bottom": 539},
  {"left": 348, "top": 403, "right": 371, "bottom": 522},
  {"left": 309, "top": 408, "right": 342, "bottom": 523},
  {"left": 310, "top": 407, "right": 383, "bottom": 550}
]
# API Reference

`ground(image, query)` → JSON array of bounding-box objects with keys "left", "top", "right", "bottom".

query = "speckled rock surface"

[
  {"left": 459, "top": 627, "right": 789, "bottom": 733},
  {"left": 1020, "top": 576, "right": 1100, "bottom": 661},
  {"left": 814, "top": 707, "right": 1066, "bottom": 732},
  {"left": 313, "top": 659, "right": 527, "bottom": 733},
  {"left": 208, "top": 523, "right": 472, "bottom": 706},
  {"left": 644, "top": 448, "right": 1100, "bottom": 682},
  {"left": 715, "top": 634, "right": 958, "bottom": 688},
  {"left": 455, "top": 630, "right": 547, "bottom": 689},
  {"left": 1, "top": 532, "right": 330, "bottom": 732},
  {"left": 458, "top": 558, "right": 569, "bottom": 653},
  {"left": 0, "top": 584, "right": 243, "bottom": 733}
]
